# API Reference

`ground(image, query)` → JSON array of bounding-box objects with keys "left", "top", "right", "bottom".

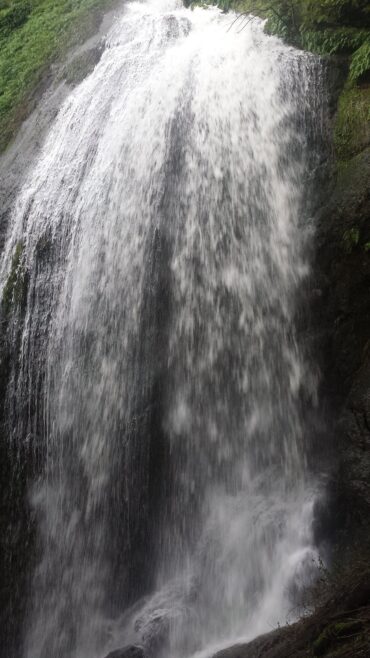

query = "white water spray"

[{"left": 0, "top": 1, "right": 326, "bottom": 657}]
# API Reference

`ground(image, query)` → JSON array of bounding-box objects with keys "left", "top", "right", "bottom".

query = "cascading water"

[{"left": 0, "top": 1, "right": 327, "bottom": 657}]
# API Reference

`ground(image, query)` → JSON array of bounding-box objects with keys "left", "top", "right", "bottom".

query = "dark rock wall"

[
  {"left": 208, "top": 48, "right": 370, "bottom": 658},
  {"left": 316, "top": 86, "right": 370, "bottom": 546}
]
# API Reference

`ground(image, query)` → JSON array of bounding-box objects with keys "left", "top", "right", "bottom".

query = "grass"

[{"left": 0, "top": 0, "right": 118, "bottom": 152}]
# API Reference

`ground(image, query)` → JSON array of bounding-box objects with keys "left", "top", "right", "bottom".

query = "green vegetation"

[
  {"left": 301, "top": 26, "right": 368, "bottom": 57},
  {"left": 187, "top": 1, "right": 370, "bottom": 73},
  {"left": 334, "top": 83, "right": 370, "bottom": 161},
  {"left": 1, "top": 1, "right": 368, "bottom": 154},
  {"left": 350, "top": 39, "right": 370, "bottom": 81},
  {"left": 186, "top": 1, "right": 370, "bottom": 172},
  {"left": 342, "top": 226, "right": 360, "bottom": 253},
  {"left": 313, "top": 620, "right": 364, "bottom": 656},
  {"left": 341, "top": 220, "right": 370, "bottom": 255},
  {"left": 0, "top": 0, "right": 117, "bottom": 152}
]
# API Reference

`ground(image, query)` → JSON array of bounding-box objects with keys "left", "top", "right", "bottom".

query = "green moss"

[
  {"left": 0, "top": 0, "right": 118, "bottom": 153},
  {"left": 333, "top": 620, "right": 363, "bottom": 636},
  {"left": 313, "top": 620, "right": 363, "bottom": 656},
  {"left": 342, "top": 226, "right": 360, "bottom": 253},
  {"left": 2, "top": 242, "right": 28, "bottom": 317},
  {"left": 334, "top": 84, "right": 370, "bottom": 161},
  {"left": 313, "top": 626, "right": 332, "bottom": 656}
]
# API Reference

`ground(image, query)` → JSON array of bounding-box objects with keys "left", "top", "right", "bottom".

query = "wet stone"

[{"left": 104, "top": 646, "right": 145, "bottom": 658}]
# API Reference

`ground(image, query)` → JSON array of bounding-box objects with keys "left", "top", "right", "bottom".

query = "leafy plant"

[
  {"left": 349, "top": 39, "right": 370, "bottom": 81},
  {"left": 300, "top": 27, "right": 368, "bottom": 55}
]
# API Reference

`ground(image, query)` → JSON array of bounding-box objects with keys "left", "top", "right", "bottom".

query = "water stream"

[{"left": 0, "top": 1, "right": 326, "bottom": 656}]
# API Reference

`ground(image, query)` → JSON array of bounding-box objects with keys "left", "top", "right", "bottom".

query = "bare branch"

[{"left": 227, "top": 3, "right": 291, "bottom": 34}]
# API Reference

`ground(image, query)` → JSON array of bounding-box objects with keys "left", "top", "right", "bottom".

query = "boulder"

[{"left": 104, "top": 646, "right": 145, "bottom": 658}]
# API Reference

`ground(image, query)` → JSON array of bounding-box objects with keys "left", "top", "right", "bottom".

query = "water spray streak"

[{"left": 0, "top": 1, "right": 326, "bottom": 657}]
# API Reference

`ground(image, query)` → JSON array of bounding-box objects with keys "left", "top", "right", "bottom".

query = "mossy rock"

[
  {"left": 334, "top": 83, "right": 370, "bottom": 161},
  {"left": 334, "top": 147, "right": 370, "bottom": 221},
  {"left": 313, "top": 620, "right": 363, "bottom": 656},
  {"left": 325, "top": 147, "right": 370, "bottom": 240}
]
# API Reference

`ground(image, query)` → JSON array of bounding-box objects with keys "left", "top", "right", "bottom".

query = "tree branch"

[{"left": 227, "top": 3, "right": 291, "bottom": 33}]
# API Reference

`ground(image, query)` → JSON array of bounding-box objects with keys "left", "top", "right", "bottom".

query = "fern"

[
  {"left": 349, "top": 40, "right": 370, "bottom": 81},
  {"left": 301, "top": 27, "right": 368, "bottom": 55}
]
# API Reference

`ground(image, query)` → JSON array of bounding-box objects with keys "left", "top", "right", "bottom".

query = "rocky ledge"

[{"left": 104, "top": 647, "right": 145, "bottom": 658}]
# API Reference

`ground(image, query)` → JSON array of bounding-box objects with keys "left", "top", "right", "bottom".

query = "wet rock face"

[
  {"left": 211, "top": 626, "right": 293, "bottom": 658},
  {"left": 104, "top": 646, "right": 145, "bottom": 658},
  {"left": 60, "top": 43, "right": 106, "bottom": 86},
  {"left": 315, "top": 146, "right": 370, "bottom": 530}
]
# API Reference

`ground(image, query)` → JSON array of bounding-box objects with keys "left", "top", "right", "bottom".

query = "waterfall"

[{"left": 0, "top": 1, "right": 326, "bottom": 657}]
